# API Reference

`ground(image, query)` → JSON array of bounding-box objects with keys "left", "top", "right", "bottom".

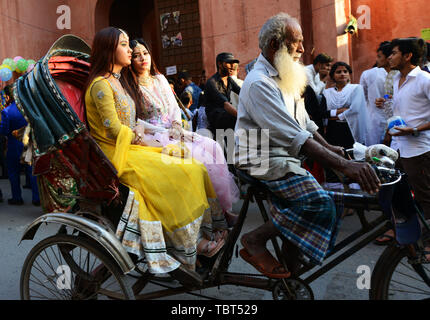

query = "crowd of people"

[{"left": 1, "top": 11, "right": 429, "bottom": 281}]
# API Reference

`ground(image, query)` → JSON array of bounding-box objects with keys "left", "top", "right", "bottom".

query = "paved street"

[{"left": 0, "top": 176, "right": 392, "bottom": 300}]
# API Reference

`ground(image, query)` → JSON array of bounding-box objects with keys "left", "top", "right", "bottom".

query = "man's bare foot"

[{"left": 240, "top": 233, "right": 289, "bottom": 278}]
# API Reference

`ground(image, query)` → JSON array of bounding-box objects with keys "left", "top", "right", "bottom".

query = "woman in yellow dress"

[{"left": 84, "top": 27, "right": 227, "bottom": 274}]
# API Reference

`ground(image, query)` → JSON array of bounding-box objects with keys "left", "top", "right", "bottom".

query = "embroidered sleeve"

[{"left": 90, "top": 79, "right": 124, "bottom": 139}]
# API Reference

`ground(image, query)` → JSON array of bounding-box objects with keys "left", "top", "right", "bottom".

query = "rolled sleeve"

[
  {"left": 306, "top": 118, "right": 319, "bottom": 134},
  {"left": 246, "top": 80, "right": 312, "bottom": 158}
]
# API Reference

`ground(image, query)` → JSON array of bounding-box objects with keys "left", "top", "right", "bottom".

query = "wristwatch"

[{"left": 412, "top": 127, "right": 420, "bottom": 137}]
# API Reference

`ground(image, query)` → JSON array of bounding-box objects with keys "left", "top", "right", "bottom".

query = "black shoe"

[
  {"left": 8, "top": 198, "right": 24, "bottom": 205},
  {"left": 32, "top": 200, "right": 41, "bottom": 206},
  {"left": 23, "top": 184, "right": 32, "bottom": 189},
  {"left": 0, "top": 190, "right": 3, "bottom": 203}
]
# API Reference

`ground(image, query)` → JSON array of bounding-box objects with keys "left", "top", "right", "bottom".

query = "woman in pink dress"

[{"left": 121, "top": 39, "right": 239, "bottom": 218}]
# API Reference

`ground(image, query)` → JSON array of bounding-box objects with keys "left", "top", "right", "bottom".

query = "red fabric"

[
  {"left": 303, "top": 159, "right": 325, "bottom": 184},
  {"left": 56, "top": 80, "right": 86, "bottom": 123}
]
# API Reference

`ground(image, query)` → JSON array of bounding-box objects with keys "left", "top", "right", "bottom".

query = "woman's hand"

[
  {"left": 168, "top": 121, "right": 183, "bottom": 140},
  {"left": 132, "top": 123, "right": 146, "bottom": 144}
]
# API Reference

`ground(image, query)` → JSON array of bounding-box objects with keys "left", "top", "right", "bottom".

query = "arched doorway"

[
  {"left": 94, "top": 0, "right": 204, "bottom": 83},
  {"left": 94, "top": 0, "right": 160, "bottom": 67},
  {"left": 109, "top": 0, "right": 160, "bottom": 67}
]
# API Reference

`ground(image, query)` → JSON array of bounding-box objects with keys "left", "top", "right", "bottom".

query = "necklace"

[
  {"left": 139, "top": 75, "right": 153, "bottom": 86},
  {"left": 112, "top": 72, "right": 121, "bottom": 80}
]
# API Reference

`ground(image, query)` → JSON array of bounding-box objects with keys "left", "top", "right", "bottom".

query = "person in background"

[
  {"left": 229, "top": 62, "right": 244, "bottom": 110},
  {"left": 378, "top": 38, "right": 430, "bottom": 253},
  {"left": 305, "top": 53, "right": 333, "bottom": 97},
  {"left": 205, "top": 52, "right": 241, "bottom": 135},
  {"left": 177, "top": 71, "right": 202, "bottom": 113},
  {"left": 0, "top": 86, "right": 40, "bottom": 206},
  {"left": 303, "top": 53, "right": 333, "bottom": 137},
  {"left": 360, "top": 41, "right": 393, "bottom": 145},
  {"left": 179, "top": 90, "right": 194, "bottom": 131},
  {"left": 323, "top": 62, "right": 369, "bottom": 149},
  {"left": 421, "top": 42, "right": 430, "bottom": 73}
]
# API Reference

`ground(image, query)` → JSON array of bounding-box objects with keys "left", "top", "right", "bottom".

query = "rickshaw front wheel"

[{"left": 20, "top": 234, "right": 134, "bottom": 300}]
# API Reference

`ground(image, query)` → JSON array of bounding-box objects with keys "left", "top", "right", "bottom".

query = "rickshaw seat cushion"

[
  {"left": 235, "top": 169, "right": 267, "bottom": 190},
  {"left": 56, "top": 80, "right": 86, "bottom": 124}
]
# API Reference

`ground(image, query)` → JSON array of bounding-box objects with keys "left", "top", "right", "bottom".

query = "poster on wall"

[
  {"left": 173, "top": 11, "right": 180, "bottom": 24},
  {"left": 160, "top": 13, "right": 170, "bottom": 31},
  {"left": 162, "top": 34, "right": 171, "bottom": 48},
  {"left": 171, "top": 32, "right": 182, "bottom": 47}
]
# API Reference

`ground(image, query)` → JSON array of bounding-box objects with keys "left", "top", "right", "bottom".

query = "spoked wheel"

[
  {"left": 20, "top": 234, "right": 134, "bottom": 300},
  {"left": 370, "top": 233, "right": 430, "bottom": 300}
]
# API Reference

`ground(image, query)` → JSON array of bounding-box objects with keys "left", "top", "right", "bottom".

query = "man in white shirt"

[
  {"left": 304, "top": 53, "right": 333, "bottom": 134},
  {"left": 305, "top": 53, "right": 333, "bottom": 96},
  {"left": 360, "top": 41, "right": 393, "bottom": 145},
  {"left": 388, "top": 37, "right": 430, "bottom": 223}
]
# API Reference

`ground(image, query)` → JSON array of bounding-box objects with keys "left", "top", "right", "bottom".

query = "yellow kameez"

[{"left": 85, "top": 77, "right": 225, "bottom": 273}]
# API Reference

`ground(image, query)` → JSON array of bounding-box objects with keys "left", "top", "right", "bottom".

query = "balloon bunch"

[{"left": 0, "top": 56, "right": 36, "bottom": 82}]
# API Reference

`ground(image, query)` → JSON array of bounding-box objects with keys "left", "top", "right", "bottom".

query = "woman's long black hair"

[
  {"left": 83, "top": 27, "right": 144, "bottom": 121},
  {"left": 120, "top": 38, "right": 160, "bottom": 119}
]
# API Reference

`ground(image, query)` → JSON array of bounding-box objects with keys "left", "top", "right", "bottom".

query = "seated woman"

[
  {"left": 322, "top": 61, "right": 369, "bottom": 149},
  {"left": 84, "top": 27, "right": 227, "bottom": 274},
  {"left": 121, "top": 39, "right": 239, "bottom": 217}
]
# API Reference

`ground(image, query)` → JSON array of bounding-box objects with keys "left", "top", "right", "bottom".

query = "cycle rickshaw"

[{"left": 14, "top": 35, "right": 430, "bottom": 300}]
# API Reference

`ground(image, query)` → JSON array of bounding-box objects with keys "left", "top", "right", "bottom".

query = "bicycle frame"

[{"left": 130, "top": 182, "right": 395, "bottom": 300}]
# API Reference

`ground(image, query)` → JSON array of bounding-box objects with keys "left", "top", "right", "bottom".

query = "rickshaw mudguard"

[{"left": 20, "top": 212, "right": 135, "bottom": 274}]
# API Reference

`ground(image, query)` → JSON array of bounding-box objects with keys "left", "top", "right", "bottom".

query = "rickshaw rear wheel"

[
  {"left": 20, "top": 234, "right": 134, "bottom": 300},
  {"left": 370, "top": 232, "right": 430, "bottom": 300}
]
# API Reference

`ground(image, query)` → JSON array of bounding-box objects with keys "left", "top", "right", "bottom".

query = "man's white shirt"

[
  {"left": 392, "top": 66, "right": 430, "bottom": 158},
  {"left": 305, "top": 64, "right": 326, "bottom": 95},
  {"left": 360, "top": 67, "right": 388, "bottom": 145}
]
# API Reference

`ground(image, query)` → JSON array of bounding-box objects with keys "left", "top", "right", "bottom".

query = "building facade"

[{"left": 0, "top": 0, "right": 428, "bottom": 86}]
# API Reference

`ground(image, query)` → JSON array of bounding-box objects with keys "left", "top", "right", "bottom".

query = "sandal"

[
  {"left": 239, "top": 248, "right": 291, "bottom": 279},
  {"left": 197, "top": 238, "right": 225, "bottom": 258},
  {"left": 373, "top": 233, "right": 395, "bottom": 246}
]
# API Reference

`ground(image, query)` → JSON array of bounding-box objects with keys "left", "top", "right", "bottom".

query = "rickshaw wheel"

[
  {"left": 370, "top": 232, "right": 430, "bottom": 300},
  {"left": 20, "top": 234, "right": 134, "bottom": 300}
]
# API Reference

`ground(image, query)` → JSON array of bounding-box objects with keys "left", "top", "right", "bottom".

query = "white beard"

[{"left": 273, "top": 45, "right": 307, "bottom": 98}]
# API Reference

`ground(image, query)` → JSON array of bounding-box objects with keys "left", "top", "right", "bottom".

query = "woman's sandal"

[{"left": 197, "top": 238, "right": 225, "bottom": 258}]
